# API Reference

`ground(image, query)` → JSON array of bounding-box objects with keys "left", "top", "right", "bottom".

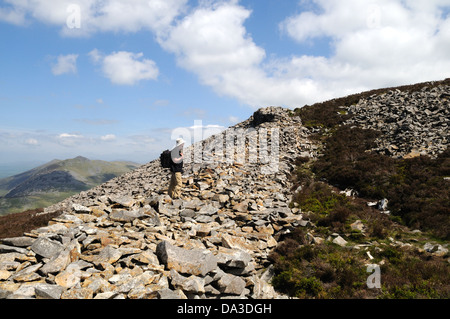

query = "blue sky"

[{"left": 1, "top": 0, "right": 449, "bottom": 170}]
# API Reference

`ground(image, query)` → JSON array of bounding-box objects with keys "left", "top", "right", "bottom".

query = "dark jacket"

[{"left": 170, "top": 160, "right": 183, "bottom": 173}]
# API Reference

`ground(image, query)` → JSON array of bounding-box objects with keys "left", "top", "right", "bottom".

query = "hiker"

[{"left": 168, "top": 138, "right": 185, "bottom": 199}]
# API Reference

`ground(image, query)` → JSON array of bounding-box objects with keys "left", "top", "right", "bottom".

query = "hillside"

[
  {"left": 0, "top": 79, "right": 448, "bottom": 300},
  {"left": 0, "top": 156, "right": 140, "bottom": 216}
]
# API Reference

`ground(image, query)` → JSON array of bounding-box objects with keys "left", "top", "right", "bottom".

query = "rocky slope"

[
  {"left": 0, "top": 80, "right": 448, "bottom": 299},
  {"left": 0, "top": 107, "right": 315, "bottom": 299},
  {"left": 345, "top": 84, "right": 449, "bottom": 159}
]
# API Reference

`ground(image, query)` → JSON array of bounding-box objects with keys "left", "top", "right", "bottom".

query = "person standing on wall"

[{"left": 168, "top": 138, "right": 185, "bottom": 199}]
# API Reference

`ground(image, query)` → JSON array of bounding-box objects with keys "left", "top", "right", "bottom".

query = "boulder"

[
  {"left": 109, "top": 209, "right": 144, "bottom": 223},
  {"left": 30, "top": 237, "right": 64, "bottom": 259},
  {"left": 156, "top": 241, "right": 217, "bottom": 276}
]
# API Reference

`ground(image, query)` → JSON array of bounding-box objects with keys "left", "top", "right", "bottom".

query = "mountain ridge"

[
  {"left": 0, "top": 79, "right": 448, "bottom": 299},
  {"left": 0, "top": 157, "right": 141, "bottom": 215}
]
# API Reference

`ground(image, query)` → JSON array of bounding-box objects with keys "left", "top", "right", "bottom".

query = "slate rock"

[
  {"left": 35, "top": 284, "right": 64, "bottom": 299},
  {"left": 31, "top": 237, "right": 64, "bottom": 259},
  {"left": 157, "top": 288, "right": 187, "bottom": 299},
  {"left": 170, "top": 269, "right": 205, "bottom": 294},
  {"left": 0, "top": 237, "right": 35, "bottom": 248},
  {"left": 109, "top": 209, "right": 144, "bottom": 223},
  {"left": 156, "top": 241, "right": 217, "bottom": 276},
  {"left": 216, "top": 272, "right": 246, "bottom": 295}
]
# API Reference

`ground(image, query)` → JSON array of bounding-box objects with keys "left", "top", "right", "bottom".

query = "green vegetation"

[
  {"left": 271, "top": 174, "right": 449, "bottom": 299},
  {"left": 270, "top": 229, "right": 450, "bottom": 298},
  {"left": 311, "top": 126, "right": 450, "bottom": 240},
  {"left": 270, "top": 237, "right": 371, "bottom": 299},
  {"left": 271, "top": 79, "right": 450, "bottom": 299}
]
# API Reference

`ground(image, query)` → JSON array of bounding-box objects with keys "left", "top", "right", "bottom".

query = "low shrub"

[
  {"left": 311, "top": 125, "right": 449, "bottom": 240},
  {"left": 269, "top": 239, "right": 369, "bottom": 299},
  {"left": 0, "top": 208, "right": 61, "bottom": 239}
]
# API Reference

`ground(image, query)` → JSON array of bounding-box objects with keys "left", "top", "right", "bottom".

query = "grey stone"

[
  {"left": 110, "top": 209, "right": 144, "bottom": 222},
  {"left": 35, "top": 284, "right": 64, "bottom": 299},
  {"left": 0, "top": 244, "right": 28, "bottom": 255},
  {"left": 96, "top": 246, "right": 122, "bottom": 264},
  {"left": 72, "top": 203, "right": 90, "bottom": 214},
  {"left": 39, "top": 248, "right": 71, "bottom": 275},
  {"left": 332, "top": 235, "right": 348, "bottom": 247},
  {"left": 31, "top": 237, "right": 64, "bottom": 259},
  {"left": 194, "top": 215, "right": 214, "bottom": 223},
  {"left": 10, "top": 263, "right": 43, "bottom": 282},
  {"left": 169, "top": 269, "right": 205, "bottom": 294},
  {"left": 216, "top": 249, "right": 252, "bottom": 269},
  {"left": 216, "top": 273, "right": 246, "bottom": 295},
  {"left": 108, "top": 195, "right": 135, "bottom": 207},
  {"left": 198, "top": 204, "right": 218, "bottom": 216},
  {"left": 156, "top": 240, "right": 217, "bottom": 276},
  {"left": 0, "top": 237, "right": 35, "bottom": 247},
  {"left": 157, "top": 288, "right": 187, "bottom": 299}
]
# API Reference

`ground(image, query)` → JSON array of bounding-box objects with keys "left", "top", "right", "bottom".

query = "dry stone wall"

[{"left": 0, "top": 107, "right": 317, "bottom": 299}]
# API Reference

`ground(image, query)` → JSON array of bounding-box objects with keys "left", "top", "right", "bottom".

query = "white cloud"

[
  {"left": 127, "top": 135, "right": 157, "bottom": 145},
  {"left": 0, "top": 4, "right": 26, "bottom": 25},
  {"left": 51, "top": 54, "right": 78, "bottom": 75},
  {"left": 88, "top": 48, "right": 102, "bottom": 63},
  {"left": 153, "top": 99, "right": 170, "bottom": 107},
  {"left": 156, "top": 2, "right": 332, "bottom": 107},
  {"left": 89, "top": 50, "right": 159, "bottom": 85},
  {"left": 159, "top": 0, "right": 450, "bottom": 107},
  {"left": 101, "top": 134, "right": 116, "bottom": 141},
  {"left": 3, "top": 0, "right": 450, "bottom": 108},
  {"left": 0, "top": 0, "right": 188, "bottom": 37},
  {"left": 159, "top": 3, "right": 267, "bottom": 102},
  {"left": 161, "top": 3, "right": 265, "bottom": 74},
  {"left": 0, "top": 128, "right": 160, "bottom": 165},
  {"left": 24, "top": 138, "right": 39, "bottom": 146},
  {"left": 277, "top": 0, "right": 450, "bottom": 99},
  {"left": 59, "top": 133, "right": 83, "bottom": 139}
]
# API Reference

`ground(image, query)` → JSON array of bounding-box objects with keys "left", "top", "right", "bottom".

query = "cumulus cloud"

[
  {"left": 0, "top": 0, "right": 188, "bottom": 37},
  {"left": 158, "top": 0, "right": 450, "bottom": 107},
  {"left": 278, "top": 0, "right": 450, "bottom": 99},
  {"left": 159, "top": 3, "right": 272, "bottom": 106},
  {"left": 2, "top": 0, "right": 450, "bottom": 108},
  {"left": 89, "top": 49, "right": 159, "bottom": 85},
  {"left": 51, "top": 54, "right": 78, "bottom": 75}
]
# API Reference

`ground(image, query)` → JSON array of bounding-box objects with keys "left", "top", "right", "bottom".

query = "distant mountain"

[{"left": 0, "top": 156, "right": 140, "bottom": 215}]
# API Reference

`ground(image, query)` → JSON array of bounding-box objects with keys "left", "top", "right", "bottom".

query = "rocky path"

[{"left": 0, "top": 107, "right": 317, "bottom": 299}]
